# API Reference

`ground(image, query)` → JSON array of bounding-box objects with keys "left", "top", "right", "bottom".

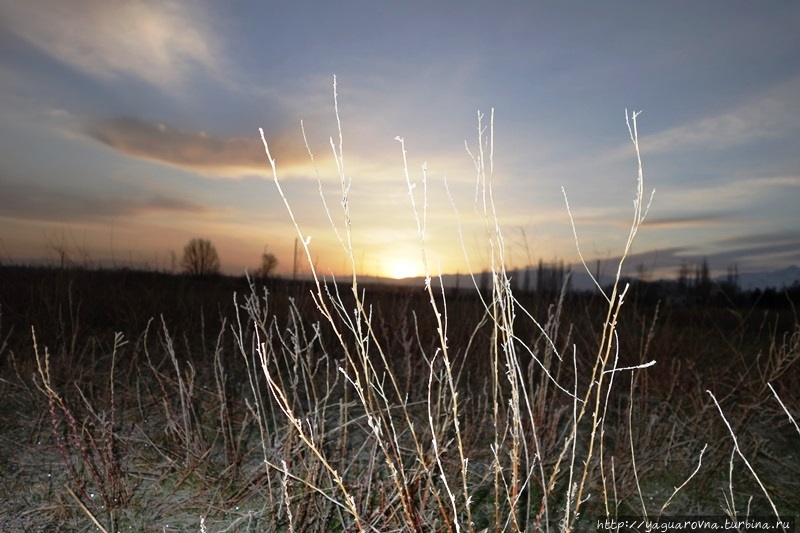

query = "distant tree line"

[
  {"left": 180, "top": 238, "right": 278, "bottom": 278},
  {"left": 622, "top": 258, "right": 799, "bottom": 309},
  {"left": 476, "top": 259, "right": 572, "bottom": 296}
]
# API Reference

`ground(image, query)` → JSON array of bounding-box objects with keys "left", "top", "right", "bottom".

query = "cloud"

[
  {"left": 702, "top": 236, "right": 800, "bottom": 270},
  {"left": 643, "top": 213, "right": 733, "bottom": 229},
  {"left": 589, "top": 232, "right": 800, "bottom": 279},
  {"left": 0, "top": 178, "right": 209, "bottom": 223},
  {"left": 606, "top": 76, "right": 800, "bottom": 158},
  {"left": 83, "top": 117, "right": 317, "bottom": 177},
  {"left": 714, "top": 230, "right": 800, "bottom": 249},
  {"left": 0, "top": 0, "right": 219, "bottom": 92},
  {"left": 655, "top": 173, "right": 800, "bottom": 212},
  {"left": 749, "top": 175, "right": 800, "bottom": 187}
]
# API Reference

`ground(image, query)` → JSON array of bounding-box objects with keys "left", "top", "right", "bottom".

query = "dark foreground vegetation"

[{"left": 0, "top": 265, "right": 798, "bottom": 532}]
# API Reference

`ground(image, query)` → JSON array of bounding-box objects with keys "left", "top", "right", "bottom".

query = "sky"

[{"left": 1, "top": 1, "right": 799, "bottom": 281}]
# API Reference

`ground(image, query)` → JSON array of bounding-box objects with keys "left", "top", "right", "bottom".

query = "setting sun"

[{"left": 385, "top": 259, "right": 420, "bottom": 280}]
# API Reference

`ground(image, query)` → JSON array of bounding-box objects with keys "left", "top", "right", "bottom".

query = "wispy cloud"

[
  {"left": 657, "top": 173, "right": 800, "bottom": 210},
  {"left": 604, "top": 76, "right": 800, "bottom": 159},
  {"left": 0, "top": 0, "right": 220, "bottom": 92},
  {"left": 0, "top": 178, "right": 209, "bottom": 223},
  {"left": 703, "top": 237, "right": 800, "bottom": 270},
  {"left": 83, "top": 117, "right": 318, "bottom": 177},
  {"left": 645, "top": 77, "right": 800, "bottom": 154},
  {"left": 592, "top": 232, "right": 800, "bottom": 278},
  {"left": 714, "top": 230, "right": 800, "bottom": 248},
  {"left": 749, "top": 176, "right": 800, "bottom": 187},
  {"left": 643, "top": 213, "right": 733, "bottom": 229}
]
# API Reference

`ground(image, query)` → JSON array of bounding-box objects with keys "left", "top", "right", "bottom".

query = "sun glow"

[{"left": 385, "top": 259, "right": 420, "bottom": 280}]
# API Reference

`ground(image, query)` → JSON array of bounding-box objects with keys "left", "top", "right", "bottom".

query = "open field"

[
  {"left": 0, "top": 264, "right": 797, "bottom": 532},
  {"left": 2, "top": 106, "right": 798, "bottom": 533}
]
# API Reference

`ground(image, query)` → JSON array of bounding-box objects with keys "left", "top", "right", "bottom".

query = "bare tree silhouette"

[
  {"left": 257, "top": 248, "right": 278, "bottom": 279},
  {"left": 182, "top": 238, "right": 220, "bottom": 276}
]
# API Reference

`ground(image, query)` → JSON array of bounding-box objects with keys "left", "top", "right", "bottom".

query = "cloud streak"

[
  {"left": 643, "top": 213, "right": 733, "bottom": 229},
  {"left": 83, "top": 117, "right": 317, "bottom": 177},
  {"left": 0, "top": 0, "right": 219, "bottom": 92},
  {"left": 0, "top": 178, "right": 209, "bottom": 223},
  {"left": 603, "top": 76, "right": 800, "bottom": 160},
  {"left": 593, "top": 230, "right": 800, "bottom": 279},
  {"left": 645, "top": 77, "right": 800, "bottom": 154},
  {"left": 654, "top": 173, "right": 800, "bottom": 214}
]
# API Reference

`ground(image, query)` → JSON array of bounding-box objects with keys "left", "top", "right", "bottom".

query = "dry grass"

[{"left": 0, "top": 84, "right": 798, "bottom": 531}]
